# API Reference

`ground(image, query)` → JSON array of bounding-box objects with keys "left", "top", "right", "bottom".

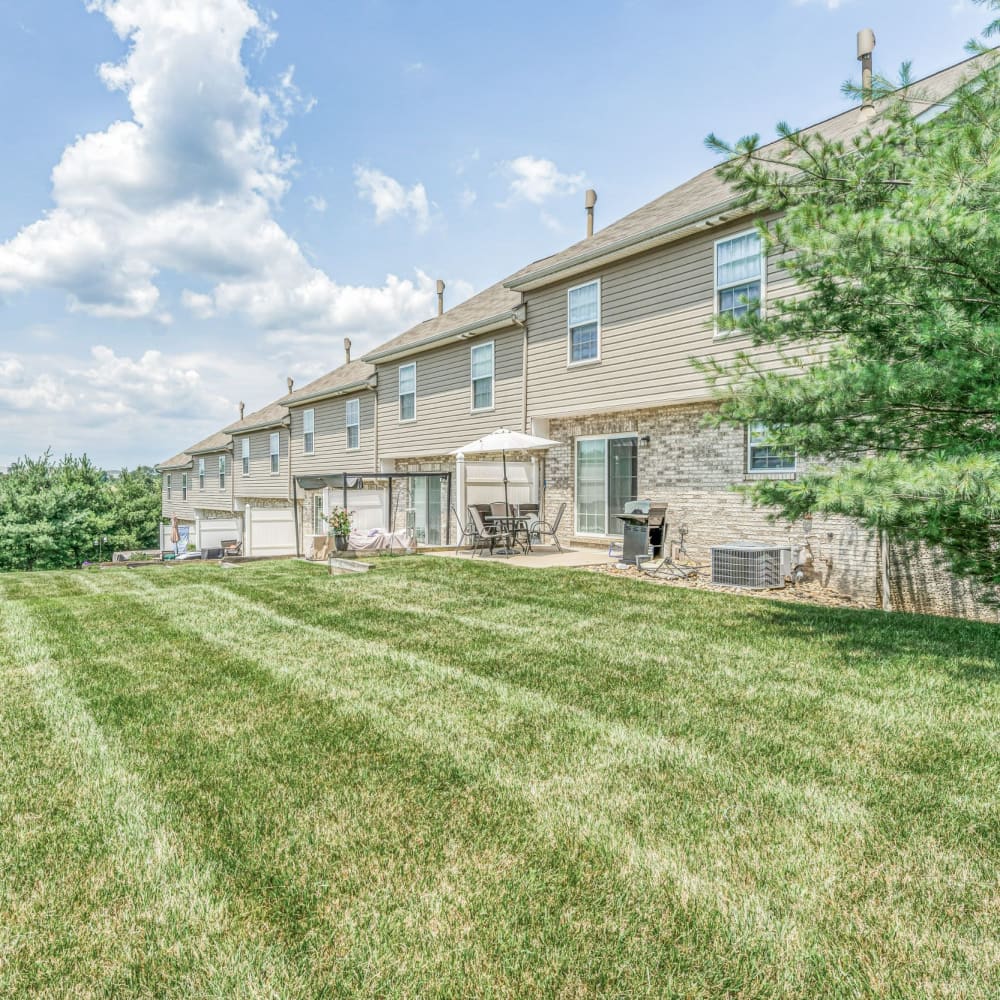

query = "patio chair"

[
  {"left": 451, "top": 503, "right": 476, "bottom": 554},
  {"left": 532, "top": 501, "right": 566, "bottom": 552},
  {"left": 490, "top": 501, "right": 510, "bottom": 518},
  {"left": 468, "top": 505, "right": 503, "bottom": 557}
]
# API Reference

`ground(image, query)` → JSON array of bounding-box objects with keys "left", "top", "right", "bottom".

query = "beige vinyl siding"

[
  {"left": 376, "top": 327, "right": 524, "bottom": 458},
  {"left": 524, "top": 217, "right": 800, "bottom": 418},
  {"left": 233, "top": 426, "right": 292, "bottom": 499},
  {"left": 188, "top": 450, "right": 233, "bottom": 511},
  {"left": 289, "top": 392, "right": 377, "bottom": 474},
  {"left": 161, "top": 470, "right": 196, "bottom": 522}
]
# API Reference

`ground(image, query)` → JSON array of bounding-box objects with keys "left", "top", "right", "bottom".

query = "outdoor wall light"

[{"left": 639, "top": 435, "right": 651, "bottom": 446}]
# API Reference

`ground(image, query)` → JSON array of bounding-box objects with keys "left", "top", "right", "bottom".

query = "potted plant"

[{"left": 326, "top": 507, "right": 353, "bottom": 552}]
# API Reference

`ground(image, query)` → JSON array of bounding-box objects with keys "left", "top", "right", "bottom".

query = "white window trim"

[
  {"left": 566, "top": 278, "right": 602, "bottom": 367},
  {"left": 241, "top": 437, "right": 250, "bottom": 476},
  {"left": 345, "top": 397, "right": 361, "bottom": 451},
  {"left": 714, "top": 228, "right": 766, "bottom": 339},
  {"left": 398, "top": 362, "right": 417, "bottom": 423},
  {"left": 302, "top": 409, "right": 315, "bottom": 455},
  {"left": 218, "top": 456, "right": 226, "bottom": 488},
  {"left": 573, "top": 432, "right": 638, "bottom": 538},
  {"left": 470, "top": 340, "right": 495, "bottom": 412},
  {"left": 166, "top": 474, "right": 172, "bottom": 500},
  {"left": 181, "top": 473, "right": 187, "bottom": 500},
  {"left": 198, "top": 458, "right": 205, "bottom": 490},
  {"left": 746, "top": 423, "right": 796, "bottom": 474},
  {"left": 269, "top": 432, "right": 280, "bottom": 475}
]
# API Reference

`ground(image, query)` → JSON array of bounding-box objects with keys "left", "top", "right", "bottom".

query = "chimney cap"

[
  {"left": 857, "top": 28, "right": 875, "bottom": 59},
  {"left": 436, "top": 279, "right": 445, "bottom": 294},
  {"left": 584, "top": 188, "right": 597, "bottom": 209}
]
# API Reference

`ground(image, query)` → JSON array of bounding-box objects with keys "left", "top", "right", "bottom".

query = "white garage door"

[
  {"left": 199, "top": 517, "right": 241, "bottom": 550},
  {"left": 248, "top": 506, "right": 296, "bottom": 556}
]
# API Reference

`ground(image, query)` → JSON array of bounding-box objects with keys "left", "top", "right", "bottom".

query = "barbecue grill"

[{"left": 614, "top": 500, "right": 666, "bottom": 564}]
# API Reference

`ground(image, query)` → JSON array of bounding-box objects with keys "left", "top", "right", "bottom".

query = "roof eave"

[
  {"left": 362, "top": 312, "right": 520, "bottom": 364},
  {"left": 505, "top": 197, "right": 748, "bottom": 291},
  {"left": 223, "top": 414, "right": 290, "bottom": 434},
  {"left": 283, "top": 375, "right": 378, "bottom": 408}
]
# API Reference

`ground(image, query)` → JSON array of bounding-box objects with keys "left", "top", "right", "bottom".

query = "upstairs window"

[
  {"left": 568, "top": 280, "right": 600, "bottom": 364},
  {"left": 166, "top": 474, "right": 172, "bottom": 500},
  {"left": 241, "top": 438, "right": 250, "bottom": 475},
  {"left": 181, "top": 474, "right": 187, "bottom": 500},
  {"left": 269, "top": 432, "right": 280, "bottom": 474},
  {"left": 346, "top": 398, "right": 360, "bottom": 449},
  {"left": 303, "top": 409, "right": 315, "bottom": 455},
  {"left": 471, "top": 342, "right": 494, "bottom": 410},
  {"left": 218, "top": 456, "right": 226, "bottom": 489},
  {"left": 747, "top": 423, "right": 796, "bottom": 472},
  {"left": 198, "top": 458, "right": 205, "bottom": 490},
  {"left": 716, "top": 231, "right": 763, "bottom": 328},
  {"left": 399, "top": 363, "right": 416, "bottom": 422}
]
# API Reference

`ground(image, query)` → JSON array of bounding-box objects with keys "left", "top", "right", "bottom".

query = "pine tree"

[{"left": 699, "top": 5, "right": 1000, "bottom": 596}]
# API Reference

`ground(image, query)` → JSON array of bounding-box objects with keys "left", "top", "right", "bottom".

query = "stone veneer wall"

[{"left": 544, "top": 403, "right": 868, "bottom": 607}]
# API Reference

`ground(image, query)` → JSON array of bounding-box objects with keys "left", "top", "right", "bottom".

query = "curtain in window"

[
  {"left": 717, "top": 232, "right": 761, "bottom": 286},
  {"left": 576, "top": 439, "right": 607, "bottom": 535}
]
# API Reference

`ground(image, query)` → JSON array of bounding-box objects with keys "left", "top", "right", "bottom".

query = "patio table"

[{"left": 485, "top": 514, "right": 533, "bottom": 554}]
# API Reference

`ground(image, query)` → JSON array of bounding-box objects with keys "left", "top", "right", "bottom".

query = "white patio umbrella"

[{"left": 451, "top": 427, "right": 560, "bottom": 515}]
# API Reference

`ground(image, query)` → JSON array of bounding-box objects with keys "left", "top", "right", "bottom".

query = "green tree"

[
  {"left": 0, "top": 455, "right": 162, "bottom": 571},
  {"left": 699, "top": 7, "right": 1000, "bottom": 596},
  {"left": 105, "top": 466, "right": 162, "bottom": 550}
]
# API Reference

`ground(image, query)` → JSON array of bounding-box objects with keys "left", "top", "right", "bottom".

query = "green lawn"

[{"left": 0, "top": 558, "right": 997, "bottom": 998}]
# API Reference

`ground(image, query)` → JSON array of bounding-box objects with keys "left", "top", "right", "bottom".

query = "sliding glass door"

[{"left": 575, "top": 435, "right": 637, "bottom": 535}]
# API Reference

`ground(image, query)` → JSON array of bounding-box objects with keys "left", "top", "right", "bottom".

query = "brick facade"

[{"left": 543, "top": 403, "right": 995, "bottom": 619}]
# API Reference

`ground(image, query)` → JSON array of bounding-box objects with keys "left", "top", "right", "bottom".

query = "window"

[
  {"left": 471, "top": 342, "right": 494, "bottom": 410},
  {"left": 568, "top": 280, "right": 600, "bottom": 364},
  {"left": 399, "top": 363, "right": 416, "bottom": 421},
  {"left": 166, "top": 474, "right": 172, "bottom": 500},
  {"left": 241, "top": 438, "right": 250, "bottom": 475},
  {"left": 198, "top": 458, "right": 205, "bottom": 490},
  {"left": 716, "top": 230, "right": 763, "bottom": 329},
  {"left": 747, "top": 423, "right": 796, "bottom": 472},
  {"left": 313, "top": 494, "right": 325, "bottom": 535},
  {"left": 303, "top": 409, "right": 315, "bottom": 455},
  {"left": 346, "top": 398, "right": 360, "bottom": 449},
  {"left": 269, "top": 432, "right": 280, "bottom": 474},
  {"left": 181, "top": 473, "right": 187, "bottom": 500},
  {"left": 575, "top": 435, "right": 637, "bottom": 535},
  {"left": 218, "top": 456, "right": 226, "bottom": 489}
]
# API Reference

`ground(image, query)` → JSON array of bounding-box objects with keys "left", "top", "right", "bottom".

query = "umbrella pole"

[{"left": 502, "top": 450, "right": 510, "bottom": 515}]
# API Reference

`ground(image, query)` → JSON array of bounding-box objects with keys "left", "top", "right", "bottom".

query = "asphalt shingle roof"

[
  {"left": 362, "top": 279, "right": 522, "bottom": 362},
  {"left": 280, "top": 359, "right": 376, "bottom": 407},
  {"left": 504, "top": 52, "right": 993, "bottom": 289}
]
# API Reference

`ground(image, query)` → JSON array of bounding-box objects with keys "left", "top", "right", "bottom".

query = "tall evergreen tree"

[{"left": 700, "top": 5, "right": 1000, "bottom": 596}]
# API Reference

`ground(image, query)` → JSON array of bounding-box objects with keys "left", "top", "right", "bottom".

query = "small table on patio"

[{"left": 485, "top": 514, "right": 533, "bottom": 555}]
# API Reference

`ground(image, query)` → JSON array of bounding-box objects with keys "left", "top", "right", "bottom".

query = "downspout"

[
  {"left": 512, "top": 299, "right": 528, "bottom": 433},
  {"left": 880, "top": 529, "right": 892, "bottom": 611}
]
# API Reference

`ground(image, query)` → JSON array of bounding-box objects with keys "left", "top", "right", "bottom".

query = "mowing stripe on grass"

[{"left": 0, "top": 594, "right": 304, "bottom": 998}]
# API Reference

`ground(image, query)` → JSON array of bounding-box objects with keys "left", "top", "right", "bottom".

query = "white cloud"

[
  {"left": 0, "top": 0, "right": 441, "bottom": 348},
  {"left": 354, "top": 166, "right": 431, "bottom": 231},
  {"left": 305, "top": 194, "right": 328, "bottom": 213},
  {"left": 459, "top": 187, "right": 477, "bottom": 209},
  {"left": 500, "top": 155, "right": 587, "bottom": 205},
  {"left": 0, "top": 343, "right": 295, "bottom": 465},
  {"left": 791, "top": 0, "right": 846, "bottom": 9},
  {"left": 540, "top": 211, "right": 563, "bottom": 233}
]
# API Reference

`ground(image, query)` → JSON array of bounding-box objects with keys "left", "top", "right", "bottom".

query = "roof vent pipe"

[
  {"left": 857, "top": 28, "right": 876, "bottom": 120},
  {"left": 436, "top": 279, "right": 445, "bottom": 316},
  {"left": 344, "top": 337, "right": 352, "bottom": 364},
  {"left": 287, "top": 376, "right": 294, "bottom": 394},
  {"left": 239, "top": 400, "right": 245, "bottom": 420},
  {"left": 585, "top": 188, "right": 597, "bottom": 237}
]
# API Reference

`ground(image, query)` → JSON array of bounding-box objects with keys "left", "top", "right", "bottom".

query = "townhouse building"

[
  {"left": 157, "top": 429, "right": 234, "bottom": 551},
  {"left": 222, "top": 397, "right": 295, "bottom": 557},
  {"left": 156, "top": 48, "right": 993, "bottom": 619}
]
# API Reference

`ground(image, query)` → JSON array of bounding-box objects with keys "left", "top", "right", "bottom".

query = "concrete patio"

[{"left": 426, "top": 545, "right": 609, "bottom": 569}]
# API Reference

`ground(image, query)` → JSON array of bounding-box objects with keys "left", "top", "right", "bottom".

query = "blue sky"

[{"left": 0, "top": 0, "right": 989, "bottom": 468}]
